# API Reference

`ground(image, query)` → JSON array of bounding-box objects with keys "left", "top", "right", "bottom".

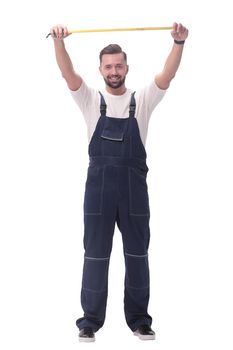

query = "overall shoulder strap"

[
  {"left": 129, "top": 92, "right": 136, "bottom": 118},
  {"left": 99, "top": 91, "right": 107, "bottom": 117}
]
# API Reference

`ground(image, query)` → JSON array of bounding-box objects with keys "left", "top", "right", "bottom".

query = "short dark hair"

[{"left": 99, "top": 44, "right": 127, "bottom": 63}]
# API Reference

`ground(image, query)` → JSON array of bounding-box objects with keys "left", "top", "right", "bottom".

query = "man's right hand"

[{"left": 50, "top": 24, "right": 71, "bottom": 40}]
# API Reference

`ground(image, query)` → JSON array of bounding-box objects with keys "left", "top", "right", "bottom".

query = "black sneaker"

[
  {"left": 134, "top": 324, "right": 155, "bottom": 340},
  {"left": 79, "top": 327, "right": 95, "bottom": 342}
]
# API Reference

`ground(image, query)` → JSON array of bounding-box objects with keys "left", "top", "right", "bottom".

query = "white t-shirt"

[{"left": 70, "top": 81, "right": 166, "bottom": 146}]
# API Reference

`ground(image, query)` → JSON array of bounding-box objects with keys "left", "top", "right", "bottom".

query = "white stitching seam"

[
  {"left": 84, "top": 256, "right": 110, "bottom": 260},
  {"left": 124, "top": 252, "right": 148, "bottom": 258}
]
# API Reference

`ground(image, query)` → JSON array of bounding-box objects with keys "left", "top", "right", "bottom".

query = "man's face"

[{"left": 99, "top": 53, "right": 129, "bottom": 89}]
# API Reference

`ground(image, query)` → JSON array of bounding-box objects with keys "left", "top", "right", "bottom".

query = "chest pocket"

[
  {"left": 101, "top": 129, "right": 123, "bottom": 142},
  {"left": 101, "top": 117, "right": 125, "bottom": 141},
  {"left": 100, "top": 117, "right": 129, "bottom": 156}
]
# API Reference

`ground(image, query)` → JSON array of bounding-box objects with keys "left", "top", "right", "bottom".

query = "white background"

[{"left": 0, "top": 0, "right": 233, "bottom": 349}]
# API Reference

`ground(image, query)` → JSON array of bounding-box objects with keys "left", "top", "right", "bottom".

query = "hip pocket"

[
  {"left": 84, "top": 166, "right": 105, "bottom": 215},
  {"left": 129, "top": 167, "right": 150, "bottom": 216}
]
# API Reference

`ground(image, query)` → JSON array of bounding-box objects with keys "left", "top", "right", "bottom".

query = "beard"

[{"left": 104, "top": 75, "right": 126, "bottom": 89}]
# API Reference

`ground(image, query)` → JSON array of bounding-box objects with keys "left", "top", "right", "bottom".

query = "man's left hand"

[{"left": 171, "top": 23, "right": 189, "bottom": 42}]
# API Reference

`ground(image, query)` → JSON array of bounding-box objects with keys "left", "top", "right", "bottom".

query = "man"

[{"left": 50, "top": 22, "right": 188, "bottom": 342}]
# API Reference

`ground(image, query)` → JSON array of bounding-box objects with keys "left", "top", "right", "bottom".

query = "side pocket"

[
  {"left": 84, "top": 166, "right": 105, "bottom": 215},
  {"left": 129, "top": 167, "right": 150, "bottom": 216}
]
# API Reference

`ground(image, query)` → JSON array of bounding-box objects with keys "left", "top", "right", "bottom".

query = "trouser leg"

[
  {"left": 76, "top": 166, "right": 117, "bottom": 331},
  {"left": 122, "top": 216, "right": 152, "bottom": 331},
  {"left": 117, "top": 168, "right": 152, "bottom": 331},
  {"left": 76, "top": 215, "right": 116, "bottom": 331},
  {"left": 124, "top": 248, "right": 152, "bottom": 331}
]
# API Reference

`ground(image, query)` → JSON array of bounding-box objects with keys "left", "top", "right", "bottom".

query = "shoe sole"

[
  {"left": 79, "top": 336, "right": 95, "bottom": 343},
  {"left": 134, "top": 332, "right": 156, "bottom": 340}
]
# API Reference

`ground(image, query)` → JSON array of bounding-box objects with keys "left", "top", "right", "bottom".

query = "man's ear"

[{"left": 99, "top": 65, "right": 103, "bottom": 75}]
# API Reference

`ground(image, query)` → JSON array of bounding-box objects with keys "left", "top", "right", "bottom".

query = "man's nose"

[{"left": 110, "top": 66, "right": 117, "bottom": 74}]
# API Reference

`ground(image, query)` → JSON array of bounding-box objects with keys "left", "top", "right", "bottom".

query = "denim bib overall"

[{"left": 76, "top": 92, "right": 152, "bottom": 332}]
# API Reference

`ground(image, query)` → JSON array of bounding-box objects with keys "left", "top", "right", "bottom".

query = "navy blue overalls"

[{"left": 76, "top": 92, "right": 152, "bottom": 332}]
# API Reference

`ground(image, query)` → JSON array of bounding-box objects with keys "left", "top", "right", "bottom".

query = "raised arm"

[
  {"left": 50, "top": 24, "right": 83, "bottom": 91},
  {"left": 155, "top": 23, "right": 189, "bottom": 90}
]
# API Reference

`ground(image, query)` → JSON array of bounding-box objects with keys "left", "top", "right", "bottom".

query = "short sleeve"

[
  {"left": 69, "top": 81, "right": 97, "bottom": 114},
  {"left": 137, "top": 81, "right": 166, "bottom": 115}
]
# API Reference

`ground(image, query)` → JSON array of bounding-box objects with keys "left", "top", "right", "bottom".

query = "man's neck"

[{"left": 105, "top": 85, "right": 127, "bottom": 96}]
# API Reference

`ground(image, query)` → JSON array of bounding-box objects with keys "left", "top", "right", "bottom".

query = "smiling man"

[
  {"left": 50, "top": 22, "right": 188, "bottom": 342},
  {"left": 99, "top": 47, "right": 128, "bottom": 92}
]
